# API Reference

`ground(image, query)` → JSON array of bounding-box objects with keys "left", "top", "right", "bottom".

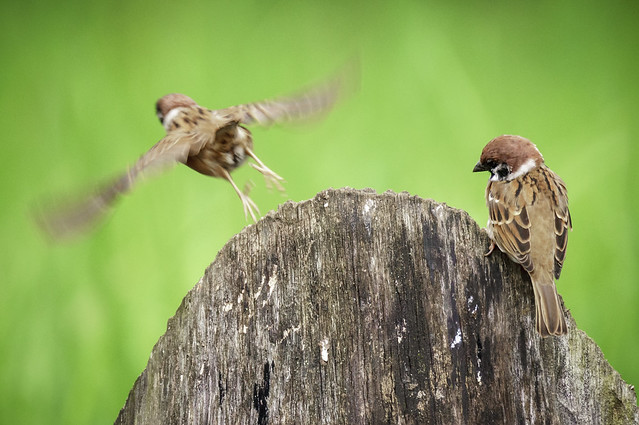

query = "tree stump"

[{"left": 115, "top": 188, "right": 638, "bottom": 425}]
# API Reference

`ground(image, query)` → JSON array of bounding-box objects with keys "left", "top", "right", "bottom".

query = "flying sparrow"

[
  {"left": 36, "top": 72, "right": 348, "bottom": 240},
  {"left": 473, "top": 135, "right": 572, "bottom": 337}
]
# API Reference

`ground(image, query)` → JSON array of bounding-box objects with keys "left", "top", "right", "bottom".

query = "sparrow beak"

[{"left": 473, "top": 161, "right": 488, "bottom": 173}]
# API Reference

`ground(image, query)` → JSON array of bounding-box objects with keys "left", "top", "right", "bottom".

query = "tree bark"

[{"left": 115, "top": 188, "right": 638, "bottom": 425}]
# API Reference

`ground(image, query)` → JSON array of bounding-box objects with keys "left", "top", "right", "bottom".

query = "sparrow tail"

[{"left": 531, "top": 277, "right": 567, "bottom": 337}]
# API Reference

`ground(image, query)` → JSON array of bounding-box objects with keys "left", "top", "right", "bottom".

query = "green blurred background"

[{"left": 1, "top": 1, "right": 637, "bottom": 423}]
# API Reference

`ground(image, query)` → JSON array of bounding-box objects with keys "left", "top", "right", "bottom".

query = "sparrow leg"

[
  {"left": 220, "top": 169, "right": 260, "bottom": 222},
  {"left": 246, "top": 148, "right": 285, "bottom": 192},
  {"left": 484, "top": 241, "right": 496, "bottom": 257}
]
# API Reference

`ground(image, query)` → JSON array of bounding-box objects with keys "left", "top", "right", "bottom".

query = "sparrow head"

[
  {"left": 473, "top": 135, "right": 544, "bottom": 182},
  {"left": 156, "top": 93, "right": 198, "bottom": 129}
]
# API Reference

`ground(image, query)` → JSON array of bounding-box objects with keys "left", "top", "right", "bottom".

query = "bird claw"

[
  {"left": 246, "top": 148, "right": 286, "bottom": 193},
  {"left": 240, "top": 192, "right": 260, "bottom": 222},
  {"left": 249, "top": 162, "right": 285, "bottom": 193},
  {"left": 484, "top": 241, "right": 496, "bottom": 257},
  {"left": 221, "top": 169, "right": 260, "bottom": 222}
]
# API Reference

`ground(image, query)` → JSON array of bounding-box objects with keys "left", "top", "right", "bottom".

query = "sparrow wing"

[
  {"left": 548, "top": 170, "right": 572, "bottom": 279},
  {"left": 130, "top": 131, "right": 207, "bottom": 175},
  {"left": 219, "top": 82, "right": 341, "bottom": 126},
  {"left": 217, "top": 62, "right": 357, "bottom": 126},
  {"left": 35, "top": 133, "right": 201, "bottom": 241},
  {"left": 487, "top": 181, "right": 534, "bottom": 273}
]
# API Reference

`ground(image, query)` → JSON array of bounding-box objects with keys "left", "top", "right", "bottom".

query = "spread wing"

[
  {"left": 487, "top": 180, "right": 533, "bottom": 273},
  {"left": 35, "top": 133, "right": 202, "bottom": 241},
  {"left": 217, "top": 62, "right": 357, "bottom": 126}
]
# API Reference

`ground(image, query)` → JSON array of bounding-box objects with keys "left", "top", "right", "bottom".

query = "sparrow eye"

[
  {"left": 156, "top": 103, "right": 164, "bottom": 123},
  {"left": 485, "top": 160, "right": 497, "bottom": 169}
]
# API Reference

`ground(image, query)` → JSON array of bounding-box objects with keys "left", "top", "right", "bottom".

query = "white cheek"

[
  {"left": 163, "top": 108, "right": 182, "bottom": 131},
  {"left": 508, "top": 158, "right": 537, "bottom": 180}
]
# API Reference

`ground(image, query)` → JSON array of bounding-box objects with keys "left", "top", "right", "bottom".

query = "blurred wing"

[
  {"left": 548, "top": 169, "right": 572, "bottom": 279},
  {"left": 128, "top": 132, "right": 202, "bottom": 177},
  {"left": 487, "top": 181, "right": 533, "bottom": 273},
  {"left": 35, "top": 134, "right": 195, "bottom": 241},
  {"left": 218, "top": 62, "right": 357, "bottom": 126}
]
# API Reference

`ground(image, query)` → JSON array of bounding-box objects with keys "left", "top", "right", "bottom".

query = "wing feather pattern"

[
  {"left": 487, "top": 181, "right": 533, "bottom": 273},
  {"left": 36, "top": 133, "right": 202, "bottom": 240},
  {"left": 218, "top": 63, "right": 356, "bottom": 127},
  {"left": 548, "top": 169, "right": 572, "bottom": 279}
]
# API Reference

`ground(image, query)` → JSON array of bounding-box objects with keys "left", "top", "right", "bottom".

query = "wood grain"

[{"left": 115, "top": 188, "right": 638, "bottom": 425}]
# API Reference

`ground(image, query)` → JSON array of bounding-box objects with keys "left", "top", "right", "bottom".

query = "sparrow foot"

[
  {"left": 250, "top": 163, "right": 285, "bottom": 192},
  {"left": 222, "top": 169, "right": 260, "bottom": 222},
  {"left": 484, "top": 241, "right": 496, "bottom": 257},
  {"left": 246, "top": 148, "right": 285, "bottom": 192},
  {"left": 240, "top": 192, "right": 260, "bottom": 222}
]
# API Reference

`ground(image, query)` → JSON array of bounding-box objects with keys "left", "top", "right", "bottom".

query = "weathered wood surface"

[{"left": 115, "top": 188, "right": 638, "bottom": 425}]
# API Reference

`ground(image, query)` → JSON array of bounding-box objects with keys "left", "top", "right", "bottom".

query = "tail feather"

[{"left": 531, "top": 277, "right": 567, "bottom": 337}]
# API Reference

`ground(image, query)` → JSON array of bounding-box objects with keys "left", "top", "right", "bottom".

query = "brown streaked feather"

[
  {"left": 218, "top": 64, "right": 354, "bottom": 127},
  {"left": 532, "top": 278, "right": 567, "bottom": 336},
  {"left": 493, "top": 223, "right": 533, "bottom": 272},
  {"left": 37, "top": 64, "right": 355, "bottom": 240},
  {"left": 487, "top": 181, "right": 533, "bottom": 273},
  {"left": 475, "top": 136, "right": 570, "bottom": 337},
  {"left": 547, "top": 170, "right": 572, "bottom": 279},
  {"left": 220, "top": 86, "right": 339, "bottom": 126},
  {"left": 35, "top": 132, "right": 208, "bottom": 240},
  {"left": 513, "top": 206, "right": 530, "bottom": 228},
  {"left": 185, "top": 123, "right": 252, "bottom": 177},
  {"left": 98, "top": 131, "right": 213, "bottom": 195}
]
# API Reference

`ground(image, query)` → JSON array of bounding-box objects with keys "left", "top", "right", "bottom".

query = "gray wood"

[{"left": 115, "top": 188, "right": 638, "bottom": 425}]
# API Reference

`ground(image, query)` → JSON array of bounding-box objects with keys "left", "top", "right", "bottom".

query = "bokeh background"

[{"left": 2, "top": 1, "right": 637, "bottom": 423}]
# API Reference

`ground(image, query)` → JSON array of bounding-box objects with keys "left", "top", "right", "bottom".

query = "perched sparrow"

[
  {"left": 37, "top": 72, "right": 348, "bottom": 240},
  {"left": 473, "top": 135, "right": 572, "bottom": 337}
]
